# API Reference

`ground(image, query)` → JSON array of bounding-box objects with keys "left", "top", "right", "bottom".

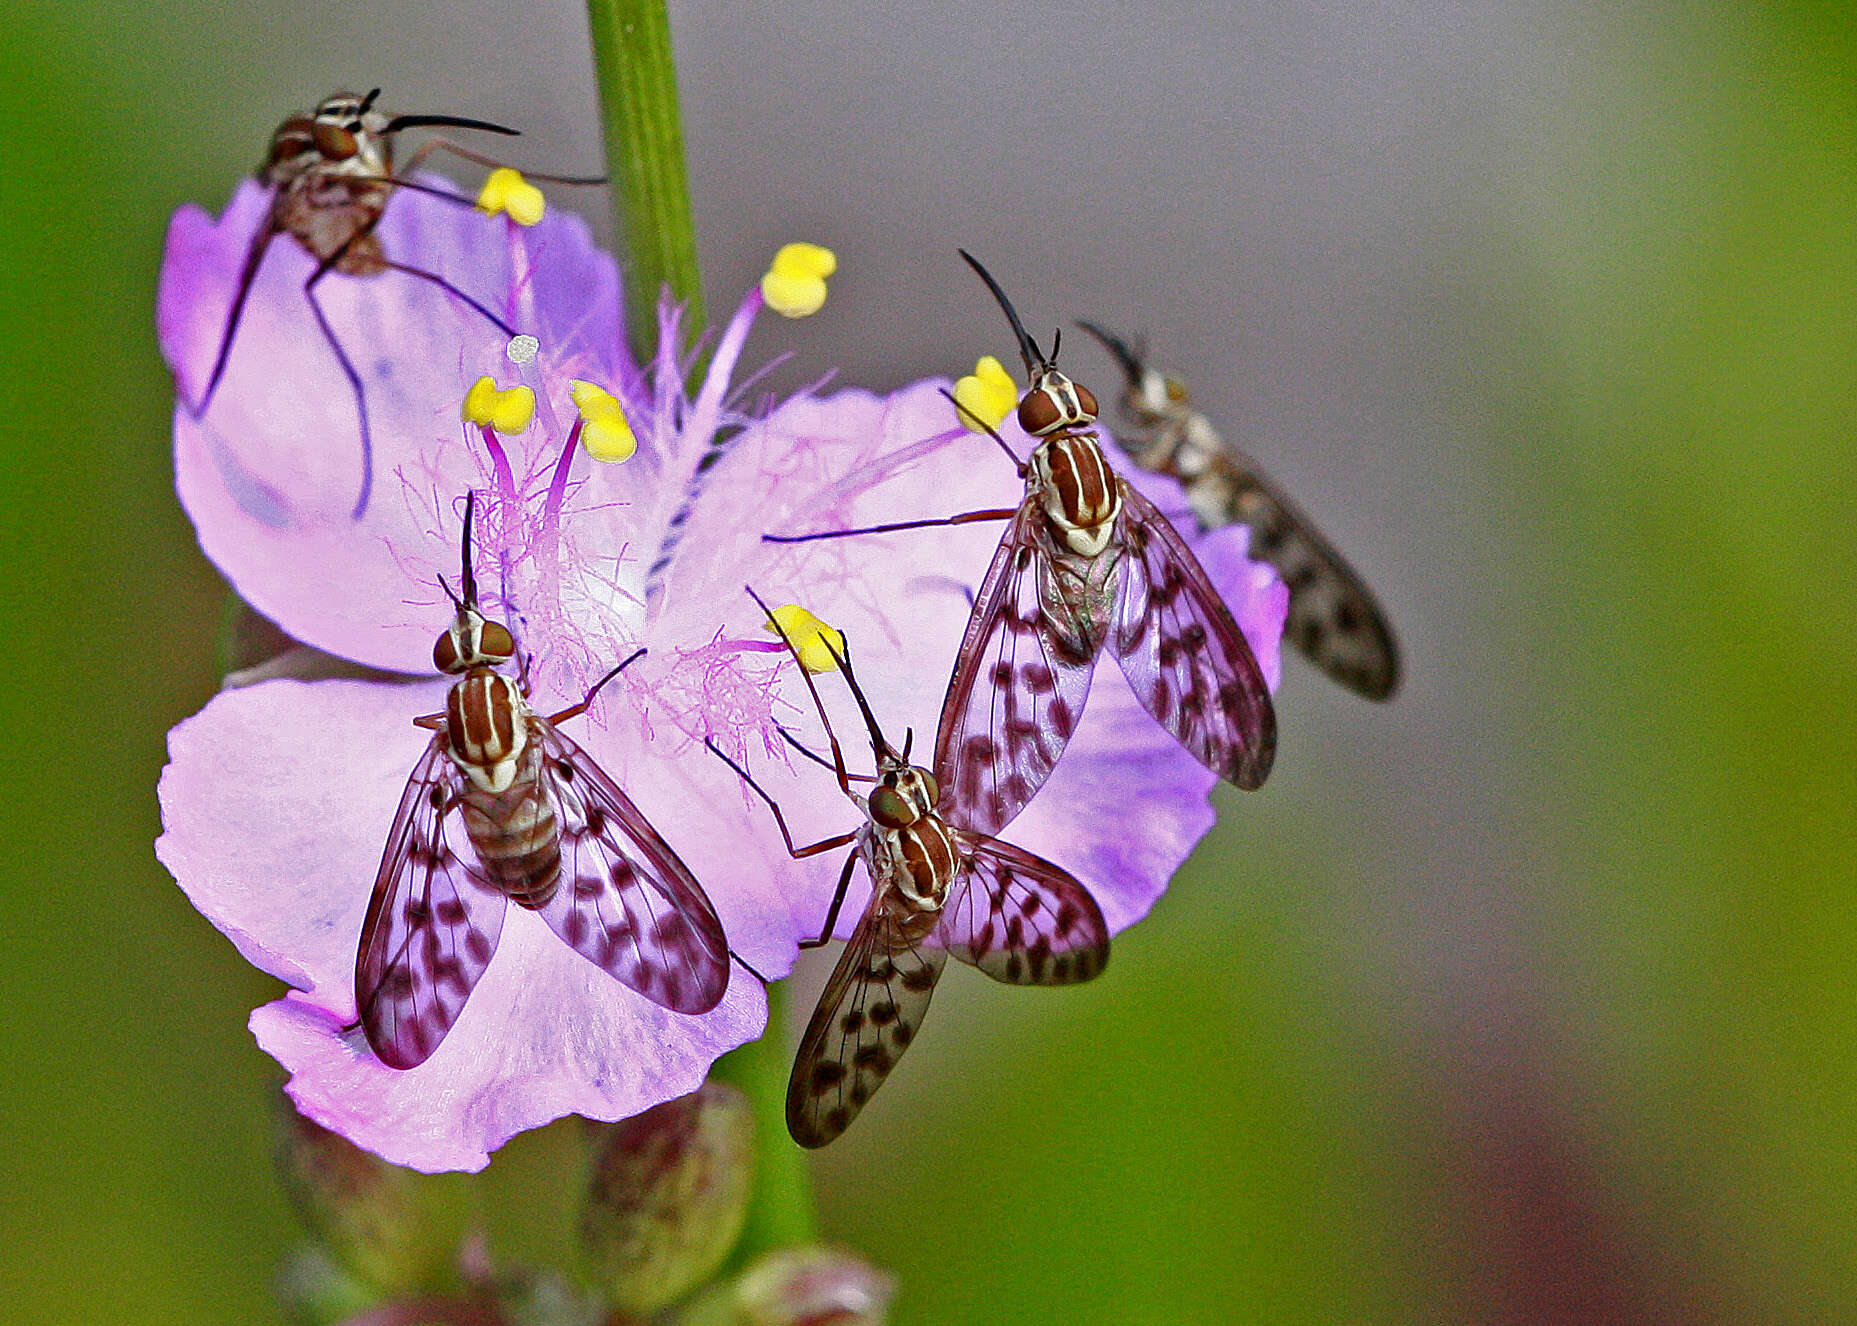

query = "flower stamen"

[
  {"left": 952, "top": 355, "right": 1017, "bottom": 432},
  {"left": 760, "top": 242, "right": 837, "bottom": 319},
  {"left": 763, "top": 604, "right": 844, "bottom": 674},
  {"left": 475, "top": 167, "right": 547, "bottom": 226},
  {"left": 569, "top": 379, "right": 639, "bottom": 464}
]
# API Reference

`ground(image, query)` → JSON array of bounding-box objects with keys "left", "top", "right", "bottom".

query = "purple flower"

[{"left": 155, "top": 182, "right": 1288, "bottom": 1171}]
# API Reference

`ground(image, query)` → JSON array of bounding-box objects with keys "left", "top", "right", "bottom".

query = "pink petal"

[{"left": 159, "top": 181, "right": 623, "bottom": 672}]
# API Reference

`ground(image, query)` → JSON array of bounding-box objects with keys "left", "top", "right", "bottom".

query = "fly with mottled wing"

[
  {"left": 354, "top": 494, "right": 730, "bottom": 1069},
  {"left": 706, "top": 589, "right": 1110, "bottom": 1147},
  {"left": 766, "top": 252, "right": 1276, "bottom": 837},
  {"left": 192, "top": 89, "right": 602, "bottom": 518},
  {"left": 1075, "top": 322, "right": 1401, "bottom": 701}
]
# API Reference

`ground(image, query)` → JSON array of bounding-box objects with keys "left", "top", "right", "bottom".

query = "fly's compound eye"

[
  {"left": 916, "top": 769, "right": 940, "bottom": 807},
  {"left": 433, "top": 630, "right": 464, "bottom": 674},
  {"left": 1165, "top": 377, "right": 1188, "bottom": 404},
  {"left": 476, "top": 620, "right": 516, "bottom": 664},
  {"left": 868, "top": 786, "right": 915, "bottom": 829},
  {"left": 1072, "top": 380, "right": 1100, "bottom": 421},
  {"left": 311, "top": 121, "right": 360, "bottom": 160},
  {"left": 1017, "top": 387, "right": 1063, "bottom": 436}
]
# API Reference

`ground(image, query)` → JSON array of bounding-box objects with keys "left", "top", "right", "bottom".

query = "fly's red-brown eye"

[
  {"left": 478, "top": 620, "right": 516, "bottom": 663},
  {"left": 433, "top": 631, "right": 463, "bottom": 674},
  {"left": 917, "top": 769, "right": 940, "bottom": 806},
  {"left": 1017, "top": 389, "right": 1061, "bottom": 436},
  {"left": 868, "top": 786, "right": 914, "bottom": 829},
  {"left": 311, "top": 121, "right": 360, "bottom": 160},
  {"left": 1073, "top": 381, "right": 1099, "bottom": 420}
]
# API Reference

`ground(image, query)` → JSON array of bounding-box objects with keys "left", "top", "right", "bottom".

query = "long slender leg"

[
  {"left": 194, "top": 219, "right": 280, "bottom": 418},
  {"left": 302, "top": 265, "right": 376, "bottom": 520},
  {"left": 800, "top": 854, "right": 860, "bottom": 950},
  {"left": 778, "top": 725, "right": 876, "bottom": 782},
  {"left": 402, "top": 136, "right": 607, "bottom": 185},
  {"left": 376, "top": 258, "right": 517, "bottom": 338},
  {"left": 702, "top": 739, "right": 856, "bottom": 861},
  {"left": 546, "top": 648, "right": 646, "bottom": 724},
  {"left": 763, "top": 508, "right": 1015, "bottom": 545}
]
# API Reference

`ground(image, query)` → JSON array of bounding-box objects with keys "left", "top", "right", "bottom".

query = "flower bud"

[
  {"left": 579, "top": 1083, "right": 755, "bottom": 1314},
  {"left": 274, "top": 1100, "right": 469, "bottom": 1297},
  {"left": 680, "top": 1246, "right": 895, "bottom": 1326}
]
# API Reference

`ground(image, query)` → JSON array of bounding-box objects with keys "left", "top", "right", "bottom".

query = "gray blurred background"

[{"left": 4, "top": 1, "right": 1851, "bottom": 1320}]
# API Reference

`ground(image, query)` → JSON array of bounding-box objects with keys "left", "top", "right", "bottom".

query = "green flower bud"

[
  {"left": 579, "top": 1083, "right": 755, "bottom": 1314},
  {"left": 274, "top": 1098, "right": 469, "bottom": 1297},
  {"left": 679, "top": 1246, "right": 894, "bottom": 1326}
]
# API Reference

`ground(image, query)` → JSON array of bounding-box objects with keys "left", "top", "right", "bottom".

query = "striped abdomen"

[
  {"left": 446, "top": 669, "right": 560, "bottom": 908},
  {"left": 458, "top": 741, "right": 562, "bottom": 909}
]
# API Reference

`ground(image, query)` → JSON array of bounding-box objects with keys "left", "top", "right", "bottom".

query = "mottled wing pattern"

[
  {"left": 787, "top": 878, "right": 948, "bottom": 1148},
  {"left": 1211, "top": 453, "right": 1401, "bottom": 700},
  {"left": 355, "top": 737, "right": 509, "bottom": 1069},
  {"left": 532, "top": 722, "right": 730, "bottom": 1015},
  {"left": 940, "top": 831, "right": 1109, "bottom": 986},
  {"left": 934, "top": 504, "right": 1100, "bottom": 837},
  {"left": 1111, "top": 481, "right": 1277, "bottom": 789}
]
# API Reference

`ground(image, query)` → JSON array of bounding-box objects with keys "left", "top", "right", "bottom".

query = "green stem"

[
  {"left": 708, "top": 981, "right": 816, "bottom": 1262},
  {"left": 583, "top": 0, "right": 814, "bottom": 1262},
  {"left": 584, "top": 0, "right": 707, "bottom": 359}
]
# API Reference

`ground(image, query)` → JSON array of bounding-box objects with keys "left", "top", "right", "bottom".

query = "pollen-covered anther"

[
  {"left": 765, "top": 604, "right": 845, "bottom": 674},
  {"left": 952, "top": 355, "right": 1017, "bottom": 432},
  {"left": 568, "top": 379, "right": 638, "bottom": 463},
  {"left": 462, "top": 376, "right": 536, "bottom": 435},
  {"left": 760, "top": 242, "right": 837, "bottom": 318},
  {"left": 475, "top": 167, "right": 546, "bottom": 226}
]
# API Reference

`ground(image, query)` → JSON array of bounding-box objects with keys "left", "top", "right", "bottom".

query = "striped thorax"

[{"left": 860, "top": 761, "right": 958, "bottom": 937}]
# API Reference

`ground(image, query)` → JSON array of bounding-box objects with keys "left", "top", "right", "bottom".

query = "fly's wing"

[
  {"left": 786, "top": 875, "right": 948, "bottom": 1148},
  {"left": 355, "top": 736, "right": 509, "bottom": 1069},
  {"left": 1111, "top": 480, "right": 1277, "bottom": 789},
  {"left": 1209, "top": 452, "right": 1401, "bottom": 700},
  {"left": 532, "top": 722, "right": 730, "bottom": 1015},
  {"left": 940, "top": 830, "right": 1109, "bottom": 986},
  {"left": 933, "top": 503, "right": 1100, "bottom": 837}
]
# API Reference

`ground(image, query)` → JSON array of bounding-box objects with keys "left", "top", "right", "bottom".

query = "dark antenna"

[
  {"left": 357, "top": 88, "right": 382, "bottom": 116},
  {"left": 821, "top": 635, "right": 898, "bottom": 763},
  {"left": 1076, "top": 320, "right": 1143, "bottom": 383},
  {"left": 383, "top": 112, "right": 521, "bottom": 137},
  {"left": 959, "top": 249, "right": 1047, "bottom": 377},
  {"left": 459, "top": 491, "right": 479, "bottom": 609}
]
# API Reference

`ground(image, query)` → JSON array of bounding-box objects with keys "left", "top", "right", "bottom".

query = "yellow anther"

[
  {"left": 764, "top": 604, "right": 845, "bottom": 674},
  {"left": 461, "top": 376, "right": 536, "bottom": 435},
  {"left": 476, "top": 168, "right": 546, "bottom": 226},
  {"left": 952, "top": 355, "right": 1017, "bottom": 432},
  {"left": 568, "top": 379, "right": 638, "bottom": 464},
  {"left": 760, "top": 242, "right": 838, "bottom": 318}
]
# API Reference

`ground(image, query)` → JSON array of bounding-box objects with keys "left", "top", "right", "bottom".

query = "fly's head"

[
  {"left": 265, "top": 88, "right": 391, "bottom": 183},
  {"left": 435, "top": 494, "right": 529, "bottom": 792}
]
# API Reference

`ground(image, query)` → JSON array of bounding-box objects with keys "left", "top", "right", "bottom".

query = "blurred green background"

[{"left": 2, "top": 1, "right": 1851, "bottom": 1321}]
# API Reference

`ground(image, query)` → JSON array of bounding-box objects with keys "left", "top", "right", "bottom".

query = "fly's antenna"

[
  {"left": 822, "top": 636, "right": 897, "bottom": 764},
  {"left": 459, "top": 491, "right": 479, "bottom": 608},
  {"left": 1076, "top": 320, "right": 1143, "bottom": 383},
  {"left": 383, "top": 111, "right": 520, "bottom": 137},
  {"left": 959, "top": 249, "right": 1047, "bottom": 377},
  {"left": 357, "top": 88, "right": 382, "bottom": 116},
  {"left": 744, "top": 586, "right": 850, "bottom": 769}
]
